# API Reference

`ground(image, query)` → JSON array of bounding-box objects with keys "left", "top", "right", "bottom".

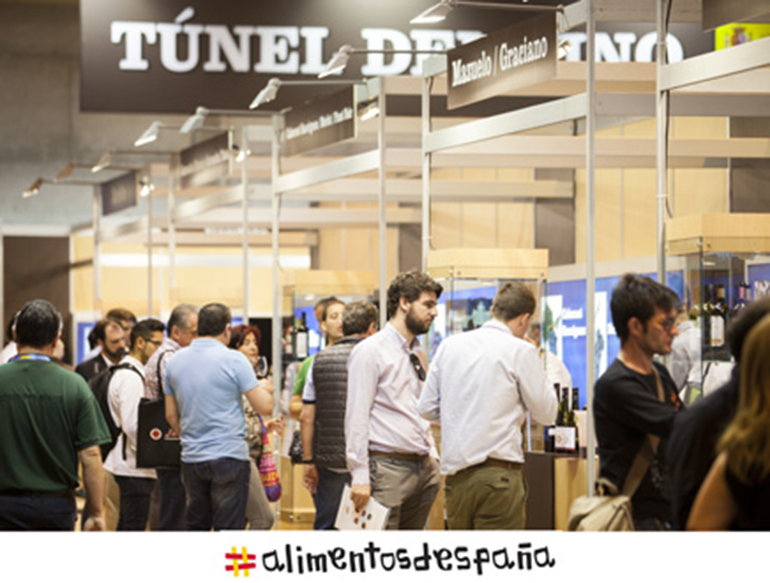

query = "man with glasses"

[
  {"left": 143, "top": 303, "right": 198, "bottom": 531},
  {"left": 419, "top": 282, "right": 557, "bottom": 530},
  {"left": 104, "top": 318, "right": 165, "bottom": 530},
  {"left": 345, "top": 270, "right": 443, "bottom": 530},
  {"left": 164, "top": 303, "right": 273, "bottom": 530},
  {"left": 594, "top": 273, "right": 683, "bottom": 530}
]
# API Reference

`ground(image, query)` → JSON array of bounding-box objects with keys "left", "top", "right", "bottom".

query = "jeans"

[
  {"left": 0, "top": 494, "right": 76, "bottom": 531},
  {"left": 314, "top": 468, "right": 351, "bottom": 530},
  {"left": 181, "top": 458, "right": 250, "bottom": 531},
  {"left": 157, "top": 467, "right": 187, "bottom": 531},
  {"left": 114, "top": 475, "right": 156, "bottom": 531}
]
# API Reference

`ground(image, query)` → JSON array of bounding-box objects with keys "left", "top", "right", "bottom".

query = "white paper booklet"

[{"left": 334, "top": 484, "right": 390, "bottom": 530}]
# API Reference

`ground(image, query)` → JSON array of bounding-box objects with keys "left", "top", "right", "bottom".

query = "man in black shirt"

[
  {"left": 666, "top": 296, "right": 770, "bottom": 529},
  {"left": 594, "top": 273, "right": 683, "bottom": 530}
]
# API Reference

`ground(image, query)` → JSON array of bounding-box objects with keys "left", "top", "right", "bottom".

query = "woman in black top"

[{"left": 688, "top": 313, "right": 770, "bottom": 530}]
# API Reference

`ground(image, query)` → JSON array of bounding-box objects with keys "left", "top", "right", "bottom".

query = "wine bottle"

[
  {"left": 570, "top": 387, "right": 580, "bottom": 454},
  {"left": 702, "top": 284, "right": 714, "bottom": 360},
  {"left": 711, "top": 284, "right": 728, "bottom": 349},
  {"left": 544, "top": 383, "right": 560, "bottom": 453},
  {"left": 554, "top": 387, "right": 576, "bottom": 454},
  {"left": 294, "top": 313, "right": 309, "bottom": 360},
  {"left": 732, "top": 282, "right": 749, "bottom": 317}
]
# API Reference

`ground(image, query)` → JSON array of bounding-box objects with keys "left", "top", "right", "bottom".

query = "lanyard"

[{"left": 11, "top": 353, "right": 52, "bottom": 363}]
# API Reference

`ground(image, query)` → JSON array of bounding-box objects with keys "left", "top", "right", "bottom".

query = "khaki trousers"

[{"left": 445, "top": 464, "right": 527, "bottom": 530}]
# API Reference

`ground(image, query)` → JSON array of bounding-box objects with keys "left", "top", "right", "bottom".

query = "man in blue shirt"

[{"left": 164, "top": 303, "right": 273, "bottom": 530}]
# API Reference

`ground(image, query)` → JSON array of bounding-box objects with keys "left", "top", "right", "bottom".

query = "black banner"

[
  {"left": 447, "top": 13, "right": 557, "bottom": 110},
  {"left": 703, "top": 0, "right": 770, "bottom": 32},
  {"left": 283, "top": 88, "right": 355, "bottom": 156},
  {"left": 179, "top": 132, "right": 232, "bottom": 189},
  {"left": 101, "top": 171, "right": 138, "bottom": 216}
]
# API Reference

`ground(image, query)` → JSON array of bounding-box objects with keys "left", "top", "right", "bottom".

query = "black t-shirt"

[
  {"left": 594, "top": 359, "right": 683, "bottom": 521},
  {"left": 666, "top": 367, "right": 739, "bottom": 529}
]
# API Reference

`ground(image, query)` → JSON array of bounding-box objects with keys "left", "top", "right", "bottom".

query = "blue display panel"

[{"left": 546, "top": 271, "right": 684, "bottom": 409}]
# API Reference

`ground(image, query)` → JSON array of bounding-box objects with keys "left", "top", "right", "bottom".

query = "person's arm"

[
  {"left": 517, "top": 344, "right": 558, "bottom": 426},
  {"left": 300, "top": 403, "right": 318, "bottom": 494},
  {"left": 79, "top": 445, "right": 106, "bottom": 531},
  {"left": 165, "top": 394, "right": 181, "bottom": 436},
  {"left": 345, "top": 343, "right": 379, "bottom": 511},
  {"left": 244, "top": 385, "right": 273, "bottom": 416},
  {"left": 418, "top": 345, "right": 442, "bottom": 422},
  {"left": 687, "top": 452, "right": 737, "bottom": 531}
]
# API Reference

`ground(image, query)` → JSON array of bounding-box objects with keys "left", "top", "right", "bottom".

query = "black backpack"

[{"left": 88, "top": 362, "right": 144, "bottom": 460}]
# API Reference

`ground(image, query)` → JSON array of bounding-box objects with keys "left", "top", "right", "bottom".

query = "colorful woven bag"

[{"left": 258, "top": 419, "right": 282, "bottom": 502}]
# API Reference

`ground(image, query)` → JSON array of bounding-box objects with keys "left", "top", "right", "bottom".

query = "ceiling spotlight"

[
  {"left": 91, "top": 151, "right": 112, "bottom": 173},
  {"left": 318, "top": 45, "right": 445, "bottom": 78},
  {"left": 22, "top": 178, "right": 46, "bottom": 198},
  {"left": 180, "top": 107, "right": 209, "bottom": 134},
  {"left": 250, "top": 78, "right": 282, "bottom": 109},
  {"left": 56, "top": 163, "right": 75, "bottom": 181},
  {"left": 359, "top": 103, "right": 380, "bottom": 122},
  {"left": 139, "top": 180, "right": 155, "bottom": 197},
  {"left": 249, "top": 78, "right": 364, "bottom": 110},
  {"left": 557, "top": 38, "right": 572, "bottom": 60},
  {"left": 232, "top": 145, "right": 251, "bottom": 163},
  {"left": 411, "top": 0, "right": 563, "bottom": 24},
  {"left": 134, "top": 121, "right": 164, "bottom": 147}
]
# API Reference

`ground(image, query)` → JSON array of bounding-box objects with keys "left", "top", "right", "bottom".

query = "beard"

[
  {"left": 103, "top": 344, "right": 126, "bottom": 362},
  {"left": 405, "top": 308, "right": 432, "bottom": 336}
]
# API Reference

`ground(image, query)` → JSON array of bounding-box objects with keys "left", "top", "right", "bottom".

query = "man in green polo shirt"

[{"left": 0, "top": 299, "right": 111, "bottom": 531}]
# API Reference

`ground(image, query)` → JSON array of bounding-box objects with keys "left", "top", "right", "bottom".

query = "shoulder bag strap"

[
  {"left": 620, "top": 366, "right": 666, "bottom": 497},
  {"left": 155, "top": 349, "right": 172, "bottom": 400}
]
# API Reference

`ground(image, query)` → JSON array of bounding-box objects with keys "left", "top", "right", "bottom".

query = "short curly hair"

[{"left": 386, "top": 270, "right": 443, "bottom": 319}]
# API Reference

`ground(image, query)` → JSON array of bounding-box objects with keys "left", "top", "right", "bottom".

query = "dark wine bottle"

[
  {"left": 570, "top": 387, "right": 580, "bottom": 453},
  {"left": 294, "top": 312, "right": 309, "bottom": 360},
  {"left": 554, "top": 387, "right": 576, "bottom": 454}
]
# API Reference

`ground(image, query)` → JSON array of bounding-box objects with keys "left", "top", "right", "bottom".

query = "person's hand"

[
  {"left": 265, "top": 417, "right": 284, "bottom": 435},
  {"left": 302, "top": 464, "right": 318, "bottom": 494},
  {"left": 83, "top": 515, "right": 106, "bottom": 532},
  {"left": 351, "top": 484, "right": 371, "bottom": 512}
]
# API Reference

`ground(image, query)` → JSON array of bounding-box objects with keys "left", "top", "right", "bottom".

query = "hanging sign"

[
  {"left": 446, "top": 12, "right": 557, "bottom": 111},
  {"left": 282, "top": 88, "right": 356, "bottom": 156},
  {"left": 703, "top": 0, "right": 770, "bottom": 32},
  {"left": 179, "top": 132, "right": 232, "bottom": 189},
  {"left": 101, "top": 171, "right": 138, "bottom": 216}
]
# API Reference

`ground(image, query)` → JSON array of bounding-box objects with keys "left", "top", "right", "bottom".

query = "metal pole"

[
  {"left": 168, "top": 156, "right": 177, "bottom": 306},
  {"left": 585, "top": 0, "right": 597, "bottom": 495},
  {"left": 377, "top": 78, "right": 388, "bottom": 329},
  {"left": 93, "top": 187, "right": 102, "bottom": 317},
  {"left": 147, "top": 173, "right": 153, "bottom": 317},
  {"left": 421, "top": 75, "right": 431, "bottom": 272},
  {"left": 656, "top": 0, "right": 667, "bottom": 285},
  {"left": 270, "top": 114, "right": 283, "bottom": 525},
  {"left": 242, "top": 126, "right": 250, "bottom": 323}
]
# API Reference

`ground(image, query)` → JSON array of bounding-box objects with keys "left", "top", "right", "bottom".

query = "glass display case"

[
  {"left": 426, "top": 248, "right": 550, "bottom": 451},
  {"left": 667, "top": 213, "right": 770, "bottom": 404}
]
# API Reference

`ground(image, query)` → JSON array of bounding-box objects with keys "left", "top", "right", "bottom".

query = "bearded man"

[{"left": 345, "top": 270, "right": 443, "bottom": 530}]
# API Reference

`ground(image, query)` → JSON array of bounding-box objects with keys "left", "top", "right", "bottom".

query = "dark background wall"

[{"left": 3, "top": 236, "right": 72, "bottom": 363}]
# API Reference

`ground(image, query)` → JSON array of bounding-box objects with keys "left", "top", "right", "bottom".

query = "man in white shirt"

[
  {"left": 104, "top": 318, "right": 165, "bottom": 531},
  {"left": 345, "top": 270, "right": 443, "bottom": 530},
  {"left": 419, "top": 282, "right": 558, "bottom": 529},
  {"left": 527, "top": 322, "right": 573, "bottom": 390}
]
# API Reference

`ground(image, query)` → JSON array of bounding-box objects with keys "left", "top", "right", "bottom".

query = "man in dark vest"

[{"left": 300, "top": 300, "right": 378, "bottom": 530}]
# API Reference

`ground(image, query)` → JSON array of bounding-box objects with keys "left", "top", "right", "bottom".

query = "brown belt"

[
  {"left": 469, "top": 458, "right": 523, "bottom": 472},
  {"left": 369, "top": 450, "right": 427, "bottom": 462}
]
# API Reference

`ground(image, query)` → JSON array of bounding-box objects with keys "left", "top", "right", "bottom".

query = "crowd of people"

[{"left": 1, "top": 268, "right": 767, "bottom": 531}]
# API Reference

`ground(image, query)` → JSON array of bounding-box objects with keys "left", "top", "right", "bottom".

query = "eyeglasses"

[
  {"left": 661, "top": 318, "right": 677, "bottom": 333},
  {"left": 409, "top": 353, "right": 426, "bottom": 382},
  {"left": 144, "top": 338, "right": 163, "bottom": 347}
]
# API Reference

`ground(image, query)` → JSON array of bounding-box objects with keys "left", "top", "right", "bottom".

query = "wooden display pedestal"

[
  {"left": 524, "top": 452, "right": 597, "bottom": 531},
  {"left": 278, "top": 455, "right": 316, "bottom": 524}
]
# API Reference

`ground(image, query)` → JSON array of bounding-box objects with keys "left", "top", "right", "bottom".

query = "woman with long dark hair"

[{"left": 688, "top": 313, "right": 770, "bottom": 530}]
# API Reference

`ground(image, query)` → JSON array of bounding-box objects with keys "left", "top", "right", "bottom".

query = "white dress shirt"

[
  {"left": 345, "top": 323, "right": 437, "bottom": 486},
  {"left": 419, "top": 319, "right": 558, "bottom": 476},
  {"left": 104, "top": 355, "right": 157, "bottom": 479}
]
